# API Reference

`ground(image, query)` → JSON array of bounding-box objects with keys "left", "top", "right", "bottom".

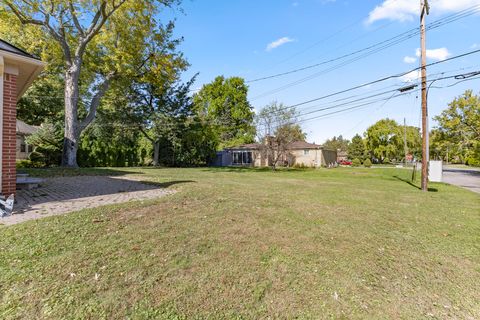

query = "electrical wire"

[
  {"left": 252, "top": 48, "right": 480, "bottom": 120},
  {"left": 247, "top": 5, "right": 480, "bottom": 85}
]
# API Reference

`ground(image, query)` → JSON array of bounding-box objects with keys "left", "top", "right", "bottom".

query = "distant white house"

[{"left": 16, "top": 119, "right": 39, "bottom": 160}]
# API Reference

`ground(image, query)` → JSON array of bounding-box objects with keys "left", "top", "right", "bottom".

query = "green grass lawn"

[{"left": 1, "top": 167, "right": 479, "bottom": 319}]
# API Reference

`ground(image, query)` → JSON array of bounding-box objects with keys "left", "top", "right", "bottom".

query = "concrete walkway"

[
  {"left": 1, "top": 176, "right": 175, "bottom": 226},
  {"left": 443, "top": 167, "right": 480, "bottom": 194}
]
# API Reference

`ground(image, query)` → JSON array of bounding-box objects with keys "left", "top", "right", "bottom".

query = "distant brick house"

[
  {"left": 214, "top": 141, "right": 337, "bottom": 168},
  {"left": 16, "top": 119, "right": 39, "bottom": 160},
  {"left": 337, "top": 150, "right": 348, "bottom": 162},
  {"left": 1, "top": 40, "right": 44, "bottom": 196}
]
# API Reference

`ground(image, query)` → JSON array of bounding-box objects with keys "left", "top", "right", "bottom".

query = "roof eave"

[{"left": 0, "top": 50, "right": 45, "bottom": 99}]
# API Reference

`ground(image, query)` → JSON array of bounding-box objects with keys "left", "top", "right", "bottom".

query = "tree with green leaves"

[
  {"left": 404, "top": 125, "right": 422, "bottom": 160},
  {"left": 364, "top": 119, "right": 421, "bottom": 163},
  {"left": 432, "top": 90, "right": 480, "bottom": 166},
  {"left": 256, "top": 102, "right": 306, "bottom": 170},
  {"left": 348, "top": 134, "right": 366, "bottom": 160},
  {"left": 131, "top": 78, "right": 216, "bottom": 167},
  {"left": 25, "top": 122, "right": 63, "bottom": 166},
  {"left": 365, "top": 119, "right": 403, "bottom": 162},
  {"left": 193, "top": 76, "right": 255, "bottom": 149},
  {"left": 17, "top": 71, "right": 65, "bottom": 126},
  {"left": 2, "top": 0, "right": 180, "bottom": 167},
  {"left": 323, "top": 135, "right": 350, "bottom": 153}
]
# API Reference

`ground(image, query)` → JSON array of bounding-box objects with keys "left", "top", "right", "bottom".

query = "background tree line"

[
  {"left": 323, "top": 90, "right": 479, "bottom": 166},
  {"left": 2, "top": 2, "right": 478, "bottom": 168},
  {"left": 1, "top": 1, "right": 256, "bottom": 168}
]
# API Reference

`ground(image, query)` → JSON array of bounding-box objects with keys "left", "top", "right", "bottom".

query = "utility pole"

[
  {"left": 420, "top": 0, "right": 430, "bottom": 191},
  {"left": 404, "top": 118, "right": 408, "bottom": 167}
]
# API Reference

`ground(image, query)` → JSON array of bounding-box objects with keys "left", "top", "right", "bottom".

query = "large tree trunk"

[
  {"left": 153, "top": 141, "right": 160, "bottom": 166},
  {"left": 62, "top": 64, "right": 81, "bottom": 167}
]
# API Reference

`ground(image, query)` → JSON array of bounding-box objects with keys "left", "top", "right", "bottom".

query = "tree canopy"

[
  {"left": 193, "top": 76, "right": 255, "bottom": 149},
  {"left": 431, "top": 90, "right": 480, "bottom": 165},
  {"left": 348, "top": 134, "right": 366, "bottom": 160},
  {"left": 1, "top": 0, "right": 181, "bottom": 166},
  {"left": 323, "top": 135, "right": 349, "bottom": 152},
  {"left": 364, "top": 119, "right": 421, "bottom": 162}
]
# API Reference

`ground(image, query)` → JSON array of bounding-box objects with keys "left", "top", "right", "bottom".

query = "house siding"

[
  {"left": 288, "top": 149, "right": 321, "bottom": 167},
  {"left": 217, "top": 147, "right": 337, "bottom": 168},
  {"left": 16, "top": 134, "right": 31, "bottom": 160}
]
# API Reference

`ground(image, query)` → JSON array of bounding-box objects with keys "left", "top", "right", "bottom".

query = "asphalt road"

[{"left": 443, "top": 167, "right": 480, "bottom": 194}]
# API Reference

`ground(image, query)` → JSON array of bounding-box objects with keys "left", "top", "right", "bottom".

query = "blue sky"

[{"left": 165, "top": 0, "right": 480, "bottom": 143}]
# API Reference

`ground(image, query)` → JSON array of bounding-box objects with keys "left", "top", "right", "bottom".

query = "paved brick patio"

[{"left": 1, "top": 176, "right": 175, "bottom": 225}]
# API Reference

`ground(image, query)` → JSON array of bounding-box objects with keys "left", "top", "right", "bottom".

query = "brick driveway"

[{"left": 1, "top": 176, "right": 175, "bottom": 226}]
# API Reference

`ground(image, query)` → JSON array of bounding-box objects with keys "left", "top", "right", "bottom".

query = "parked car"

[{"left": 339, "top": 160, "right": 352, "bottom": 166}]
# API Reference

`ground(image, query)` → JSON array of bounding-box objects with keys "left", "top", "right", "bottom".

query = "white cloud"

[
  {"left": 292, "top": 2, "right": 299, "bottom": 7},
  {"left": 367, "top": 0, "right": 480, "bottom": 24},
  {"left": 266, "top": 37, "right": 295, "bottom": 51},
  {"left": 471, "top": 43, "right": 480, "bottom": 49},
  {"left": 400, "top": 70, "right": 421, "bottom": 83},
  {"left": 403, "top": 56, "right": 417, "bottom": 64},
  {"left": 415, "top": 47, "right": 451, "bottom": 61}
]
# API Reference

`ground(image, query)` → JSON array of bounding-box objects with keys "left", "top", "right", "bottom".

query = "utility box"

[{"left": 429, "top": 161, "right": 443, "bottom": 182}]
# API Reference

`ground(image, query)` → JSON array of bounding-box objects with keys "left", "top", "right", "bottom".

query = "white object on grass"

[
  {"left": 429, "top": 161, "right": 443, "bottom": 182},
  {"left": 0, "top": 194, "right": 14, "bottom": 217}
]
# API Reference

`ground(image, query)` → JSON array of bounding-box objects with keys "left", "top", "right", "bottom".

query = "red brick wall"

[{"left": 2, "top": 73, "right": 17, "bottom": 196}]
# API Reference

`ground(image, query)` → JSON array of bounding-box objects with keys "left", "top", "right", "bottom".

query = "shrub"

[
  {"left": 16, "top": 159, "right": 44, "bottom": 169},
  {"left": 352, "top": 158, "right": 362, "bottom": 167},
  {"left": 383, "top": 157, "right": 391, "bottom": 164},
  {"left": 29, "top": 151, "right": 46, "bottom": 163},
  {"left": 364, "top": 158, "right": 372, "bottom": 168},
  {"left": 293, "top": 163, "right": 308, "bottom": 169},
  {"left": 465, "top": 157, "right": 480, "bottom": 167}
]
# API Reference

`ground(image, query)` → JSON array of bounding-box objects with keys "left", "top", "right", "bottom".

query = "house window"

[
  {"left": 20, "top": 143, "right": 26, "bottom": 153},
  {"left": 304, "top": 150, "right": 310, "bottom": 155},
  {"left": 232, "top": 151, "right": 253, "bottom": 165}
]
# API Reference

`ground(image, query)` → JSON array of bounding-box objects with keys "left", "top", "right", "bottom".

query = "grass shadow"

[
  {"left": 18, "top": 167, "right": 143, "bottom": 178},
  {"left": 393, "top": 175, "right": 438, "bottom": 192},
  {"left": 136, "top": 180, "right": 195, "bottom": 188}
]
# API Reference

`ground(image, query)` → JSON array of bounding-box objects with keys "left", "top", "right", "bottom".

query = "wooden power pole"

[
  {"left": 404, "top": 118, "right": 408, "bottom": 167},
  {"left": 420, "top": 0, "right": 429, "bottom": 191}
]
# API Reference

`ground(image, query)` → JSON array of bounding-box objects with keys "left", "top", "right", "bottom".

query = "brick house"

[
  {"left": 0, "top": 40, "right": 44, "bottom": 196},
  {"left": 214, "top": 141, "right": 337, "bottom": 168}
]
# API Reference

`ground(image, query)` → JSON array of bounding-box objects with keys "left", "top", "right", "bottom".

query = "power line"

[
  {"left": 247, "top": 5, "right": 480, "bottom": 85},
  {"left": 253, "top": 48, "right": 480, "bottom": 120},
  {"left": 250, "top": 17, "right": 373, "bottom": 77},
  {"left": 53, "top": 73, "right": 478, "bottom": 131},
  {"left": 256, "top": 71, "right": 480, "bottom": 132},
  {"left": 297, "top": 74, "right": 480, "bottom": 127},
  {"left": 248, "top": 21, "right": 395, "bottom": 83}
]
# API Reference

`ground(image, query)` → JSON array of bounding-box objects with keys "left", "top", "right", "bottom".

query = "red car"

[{"left": 339, "top": 160, "right": 352, "bottom": 166}]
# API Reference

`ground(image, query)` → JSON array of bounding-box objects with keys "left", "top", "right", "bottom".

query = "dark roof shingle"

[{"left": 0, "top": 39, "right": 39, "bottom": 60}]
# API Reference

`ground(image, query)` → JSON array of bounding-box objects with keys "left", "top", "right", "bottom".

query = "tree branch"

[
  {"left": 5, "top": 1, "right": 73, "bottom": 63},
  {"left": 79, "top": 72, "right": 116, "bottom": 129},
  {"left": 68, "top": 1, "right": 85, "bottom": 36},
  {"left": 76, "top": 0, "right": 127, "bottom": 57},
  {"left": 4, "top": 1, "right": 44, "bottom": 25},
  {"left": 139, "top": 126, "right": 154, "bottom": 143}
]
